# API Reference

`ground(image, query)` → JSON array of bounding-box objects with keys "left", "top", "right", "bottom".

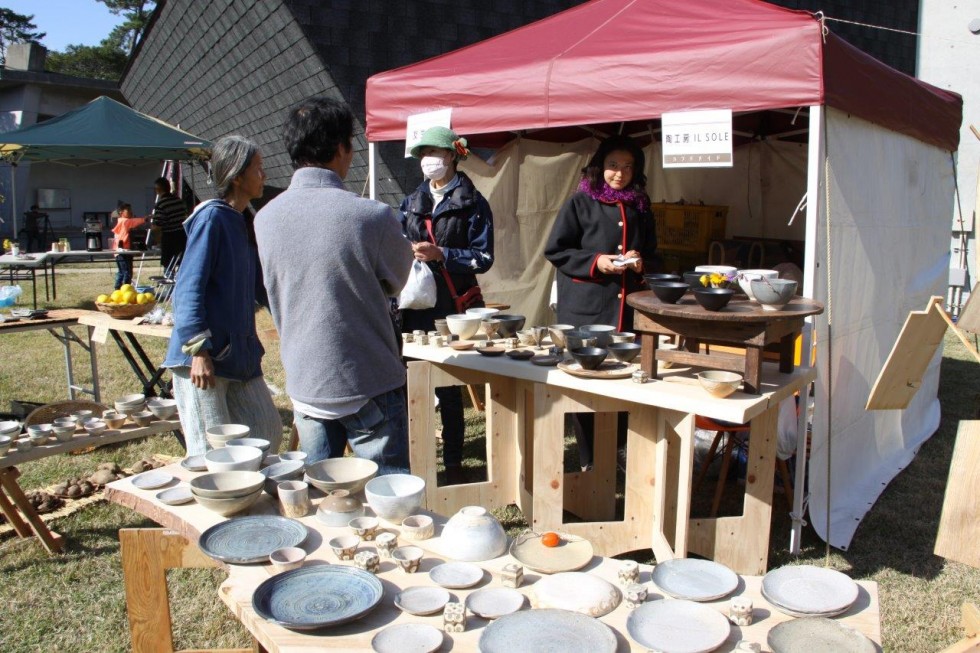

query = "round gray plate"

[
  {"left": 762, "top": 565, "right": 859, "bottom": 617},
  {"left": 768, "top": 617, "right": 876, "bottom": 653},
  {"left": 181, "top": 454, "right": 207, "bottom": 472},
  {"left": 132, "top": 470, "right": 172, "bottom": 490},
  {"left": 626, "top": 600, "right": 731, "bottom": 653},
  {"left": 395, "top": 586, "right": 451, "bottom": 616},
  {"left": 651, "top": 558, "right": 739, "bottom": 601},
  {"left": 252, "top": 565, "right": 383, "bottom": 630},
  {"left": 372, "top": 623, "right": 443, "bottom": 653},
  {"left": 156, "top": 486, "right": 193, "bottom": 505},
  {"left": 466, "top": 587, "right": 525, "bottom": 619},
  {"left": 480, "top": 608, "right": 616, "bottom": 653},
  {"left": 428, "top": 562, "right": 484, "bottom": 589},
  {"left": 198, "top": 515, "right": 308, "bottom": 564}
]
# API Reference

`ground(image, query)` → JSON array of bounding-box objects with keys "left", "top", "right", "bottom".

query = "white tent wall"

[{"left": 808, "top": 107, "right": 951, "bottom": 550}]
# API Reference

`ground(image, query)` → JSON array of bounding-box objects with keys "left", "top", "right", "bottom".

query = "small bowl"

[
  {"left": 260, "top": 460, "right": 306, "bottom": 497},
  {"left": 145, "top": 398, "right": 178, "bottom": 420},
  {"left": 737, "top": 269, "right": 779, "bottom": 299},
  {"left": 683, "top": 271, "right": 708, "bottom": 288},
  {"left": 0, "top": 420, "right": 21, "bottom": 436},
  {"left": 305, "top": 457, "right": 379, "bottom": 494},
  {"left": 547, "top": 324, "right": 575, "bottom": 350},
  {"left": 82, "top": 419, "right": 107, "bottom": 436},
  {"left": 570, "top": 347, "right": 608, "bottom": 370},
  {"left": 364, "top": 473, "right": 426, "bottom": 524},
  {"left": 27, "top": 423, "right": 52, "bottom": 439},
  {"left": 493, "top": 314, "right": 526, "bottom": 338},
  {"left": 130, "top": 410, "right": 155, "bottom": 427},
  {"left": 51, "top": 423, "right": 77, "bottom": 441},
  {"left": 328, "top": 534, "right": 361, "bottom": 561},
  {"left": 391, "top": 545, "right": 424, "bottom": 573},
  {"left": 190, "top": 471, "right": 266, "bottom": 499},
  {"left": 102, "top": 411, "right": 127, "bottom": 429},
  {"left": 28, "top": 429, "right": 50, "bottom": 445},
  {"left": 269, "top": 547, "right": 307, "bottom": 573},
  {"left": 693, "top": 288, "right": 734, "bottom": 311},
  {"left": 400, "top": 514, "right": 435, "bottom": 540},
  {"left": 465, "top": 307, "right": 499, "bottom": 319},
  {"left": 564, "top": 330, "right": 598, "bottom": 351},
  {"left": 226, "top": 437, "right": 271, "bottom": 454},
  {"left": 515, "top": 329, "right": 537, "bottom": 346},
  {"left": 70, "top": 410, "right": 93, "bottom": 425},
  {"left": 750, "top": 278, "right": 798, "bottom": 311},
  {"left": 193, "top": 488, "right": 263, "bottom": 516},
  {"left": 643, "top": 273, "right": 682, "bottom": 284},
  {"left": 348, "top": 516, "right": 380, "bottom": 540},
  {"left": 115, "top": 393, "right": 146, "bottom": 407},
  {"left": 444, "top": 313, "right": 483, "bottom": 340},
  {"left": 205, "top": 423, "right": 250, "bottom": 449},
  {"left": 695, "top": 265, "right": 738, "bottom": 275},
  {"left": 607, "top": 342, "right": 641, "bottom": 363},
  {"left": 0, "top": 435, "right": 13, "bottom": 455},
  {"left": 697, "top": 370, "right": 744, "bottom": 398},
  {"left": 204, "top": 445, "right": 263, "bottom": 473},
  {"left": 52, "top": 417, "right": 76, "bottom": 429},
  {"left": 650, "top": 281, "right": 689, "bottom": 304},
  {"left": 580, "top": 324, "right": 616, "bottom": 347},
  {"left": 609, "top": 332, "right": 636, "bottom": 344},
  {"left": 279, "top": 451, "right": 308, "bottom": 464}
]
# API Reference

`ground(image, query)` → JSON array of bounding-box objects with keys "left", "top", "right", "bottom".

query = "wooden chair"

[{"left": 119, "top": 528, "right": 262, "bottom": 653}]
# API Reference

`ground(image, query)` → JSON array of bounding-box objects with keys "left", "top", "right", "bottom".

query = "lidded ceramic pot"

[
  {"left": 315, "top": 489, "right": 364, "bottom": 527},
  {"left": 440, "top": 505, "right": 507, "bottom": 562}
]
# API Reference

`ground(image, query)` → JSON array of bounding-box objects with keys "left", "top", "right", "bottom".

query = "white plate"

[
  {"left": 529, "top": 572, "right": 621, "bottom": 617},
  {"left": 479, "top": 609, "right": 616, "bottom": 653},
  {"left": 372, "top": 623, "right": 443, "bottom": 653},
  {"left": 132, "top": 470, "right": 173, "bottom": 490},
  {"left": 465, "top": 587, "right": 525, "bottom": 620},
  {"left": 428, "top": 561, "right": 484, "bottom": 589},
  {"left": 626, "top": 599, "right": 731, "bottom": 653},
  {"left": 156, "top": 486, "right": 194, "bottom": 505},
  {"left": 651, "top": 558, "right": 739, "bottom": 601},
  {"left": 394, "top": 586, "right": 451, "bottom": 616},
  {"left": 762, "top": 565, "right": 859, "bottom": 617},
  {"left": 509, "top": 531, "right": 594, "bottom": 574},
  {"left": 768, "top": 617, "right": 876, "bottom": 653},
  {"left": 180, "top": 454, "right": 207, "bottom": 472}
]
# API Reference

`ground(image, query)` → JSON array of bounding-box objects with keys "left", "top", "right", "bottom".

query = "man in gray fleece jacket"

[{"left": 255, "top": 97, "right": 414, "bottom": 473}]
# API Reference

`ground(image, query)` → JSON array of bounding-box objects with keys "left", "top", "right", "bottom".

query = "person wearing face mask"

[
  {"left": 400, "top": 126, "right": 495, "bottom": 486},
  {"left": 544, "top": 134, "right": 657, "bottom": 471}
]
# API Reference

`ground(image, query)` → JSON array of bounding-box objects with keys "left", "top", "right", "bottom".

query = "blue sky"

[{"left": 5, "top": 0, "right": 125, "bottom": 52}]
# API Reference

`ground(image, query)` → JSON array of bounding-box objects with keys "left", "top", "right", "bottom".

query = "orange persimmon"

[{"left": 541, "top": 531, "right": 561, "bottom": 547}]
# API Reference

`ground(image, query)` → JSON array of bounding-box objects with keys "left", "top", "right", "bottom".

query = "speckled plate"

[
  {"left": 626, "top": 599, "right": 731, "bottom": 653},
  {"left": 180, "top": 454, "right": 208, "bottom": 472},
  {"left": 768, "top": 617, "right": 876, "bottom": 653},
  {"left": 156, "top": 486, "right": 194, "bottom": 506},
  {"left": 428, "top": 561, "right": 485, "bottom": 589},
  {"left": 529, "top": 572, "right": 620, "bottom": 617},
  {"left": 394, "top": 586, "right": 451, "bottom": 616},
  {"left": 372, "top": 623, "right": 444, "bottom": 653},
  {"left": 762, "top": 565, "right": 859, "bottom": 618},
  {"left": 252, "top": 565, "right": 383, "bottom": 630},
  {"left": 509, "top": 531, "right": 594, "bottom": 574},
  {"left": 479, "top": 608, "right": 616, "bottom": 653},
  {"left": 466, "top": 587, "right": 525, "bottom": 620},
  {"left": 198, "top": 515, "right": 308, "bottom": 564},
  {"left": 651, "top": 558, "right": 739, "bottom": 601},
  {"left": 131, "top": 470, "right": 172, "bottom": 490}
]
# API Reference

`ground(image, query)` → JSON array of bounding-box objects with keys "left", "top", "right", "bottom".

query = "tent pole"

[
  {"left": 10, "top": 162, "right": 17, "bottom": 243},
  {"left": 368, "top": 141, "right": 377, "bottom": 200}
]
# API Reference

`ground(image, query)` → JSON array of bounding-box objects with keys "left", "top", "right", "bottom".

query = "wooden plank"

[
  {"left": 957, "top": 284, "right": 980, "bottom": 335},
  {"left": 0, "top": 467, "right": 63, "bottom": 553},
  {"left": 935, "top": 421, "right": 980, "bottom": 569},
  {"left": 867, "top": 297, "right": 948, "bottom": 410}
]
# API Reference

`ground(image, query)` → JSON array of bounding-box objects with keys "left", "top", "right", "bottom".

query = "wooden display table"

[
  {"left": 76, "top": 310, "right": 173, "bottom": 397},
  {"left": 0, "top": 252, "right": 50, "bottom": 307},
  {"left": 106, "top": 465, "right": 881, "bottom": 653},
  {"left": 626, "top": 291, "right": 823, "bottom": 394},
  {"left": 403, "top": 341, "right": 815, "bottom": 574}
]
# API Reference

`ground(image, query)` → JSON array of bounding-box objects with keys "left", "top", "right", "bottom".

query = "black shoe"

[{"left": 445, "top": 465, "right": 466, "bottom": 486}]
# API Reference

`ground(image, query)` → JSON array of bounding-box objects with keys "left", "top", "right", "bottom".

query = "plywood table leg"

[
  {"left": 0, "top": 477, "right": 32, "bottom": 538},
  {"left": 407, "top": 361, "right": 439, "bottom": 510},
  {"left": 0, "top": 467, "right": 63, "bottom": 553}
]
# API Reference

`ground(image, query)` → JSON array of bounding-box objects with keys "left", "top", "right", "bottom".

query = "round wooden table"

[{"left": 627, "top": 291, "right": 824, "bottom": 393}]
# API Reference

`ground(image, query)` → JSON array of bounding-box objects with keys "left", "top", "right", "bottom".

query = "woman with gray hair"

[{"left": 163, "top": 135, "right": 283, "bottom": 456}]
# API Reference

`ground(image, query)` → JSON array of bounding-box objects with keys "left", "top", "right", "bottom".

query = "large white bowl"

[
  {"left": 226, "top": 437, "right": 271, "bottom": 454},
  {"left": 465, "top": 307, "right": 499, "bottom": 319},
  {"left": 190, "top": 471, "right": 265, "bottom": 499},
  {"left": 145, "top": 397, "right": 178, "bottom": 420},
  {"left": 205, "top": 423, "right": 250, "bottom": 448},
  {"left": 695, "top": 265, "right": 737, "bottom": 275},
  {"left": 194, "top": 488, "right": 263, "bottom": 516},
  {"left": 439, "top": 505, "right": 507, "bottom": 562},
  {"left": 444, "top": 313, "right": 483, "bottom": 340},
  {"left": 751, "top": 278, "right": 798, "bottom": 311},
  {"left": 204, "top": 445, "right": 263, "bottom": 472},
  {"left": 737, "top": 269, "right": 779, "bottom": 300},
  {"left": 305, "top": 457, "right": 379, "bottom": 494},
  {"left": 364, "top": 473, "right": 425, "bottom": 524}
]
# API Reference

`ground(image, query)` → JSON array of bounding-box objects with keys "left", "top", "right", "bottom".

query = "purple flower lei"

[{"left": 578, "top": 177, "right": 649, "bottom": 212}]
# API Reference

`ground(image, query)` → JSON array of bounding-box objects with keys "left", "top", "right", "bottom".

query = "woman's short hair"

[
  {"left": 582, "top": 134, "right": 648, "bottom": 192},
  {"left": 211, "top": 135, "right": 260, "bottom": 199},
  {"left": 282, "top": 97, "right": 354, "bottom": 168}
]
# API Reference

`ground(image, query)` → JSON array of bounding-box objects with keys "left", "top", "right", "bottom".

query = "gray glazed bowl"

[
  {"left": 305, "top": 457, "right": 379, "bottom": 494},
  {"left": 260, "top": 459, "right": 306, "bottom": 497},
  {"left": 580, "top": 324, "right": 616, "bottom": 347},
  {"left": 750, "top": 278, "right": 798, "bottom": 311},
  {"left": 547, "top": 324, "right": 575, "bottom": 350},
  {"left": 644, "top": 273, "right": 682, "bottom": 284},
  {"left": 607, "top": 342, "right": 642, "bottom": 363},
  {"left": 364, "top": 473, "right": 425, "bottom": 524},
  {"left": 194, "top": 488, "right": 263, "bottom": 517},
  {"left": 570, "top": 346, "right": 608, "bottom": 370},
  {"left": 564, "top": 330, "right": 598, "bottom": 351},
  {"left": 493, "top": 314, "right": 526, "bottom": 338}
]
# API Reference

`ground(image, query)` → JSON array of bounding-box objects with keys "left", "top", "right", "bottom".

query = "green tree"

[
  {"left": 46, "top": 43, "right": 128, "bottom": 80},
  {"left": 98, "top": 0, "right": 155, "bottom": 57},
  {"left": 0, "top": 7, "right": 45, "bottom": 64}
]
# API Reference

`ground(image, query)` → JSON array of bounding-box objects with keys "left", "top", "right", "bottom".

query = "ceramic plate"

[
  {"left": 428, "top": 561, "right": 485, "bottom": 589},
  {"left": 768, "top": 617, "right": 876, "bottom": 653},
  {"left": 529, "top": 572, "right": 621, "bottom": 617},
  {"left": 252, "top": 565, "right": 383, "bottom": 630},
  {"left": 509, "top": 531, "right": 594, "bottom": 574},
  {"left": 180, "top": 454, "right": 208, "bottom": 472},
  {"left": 372, "top": 623, "right": 444, "bottom": 653},
  {"left": 132, "top": 470, "right": 173, "bottom": 490},
  {"left": 557, "top": 360, "right": 634, "bottom": 379},
  {"left": 466, "top": 587, "right": 525, "bottom": 620},
  {"left": 156, "top": 486, "right": 194, "bottom": 505},
  {"left": 479, "top": 608, "right": 616, "bottom": 653},
  {"left": 762, "top": 565, "right": 859, "bottom": 617},
  {"left": 449, "top": 341, "right": 474, "bottom": 351},
  {"left": 651, "top": 558, "right": 739, "bottom": 601},
  {"left": 394, "top": 586, "right": 451, "bottom": 616},
  {"left": 198, "top": 515, "right": 308, "bottom": 564},
  {"left": 530, "top": 354, "right": 560, "bottom": 366},
  {"left": 476, "top": 346, "right": 506, "bottom": 357},
  {"left": 505, "top": 349, "right": 534, "bottom": 360},
  {"left": 626, "top": 599, "right": 731, "bottom": 653}
]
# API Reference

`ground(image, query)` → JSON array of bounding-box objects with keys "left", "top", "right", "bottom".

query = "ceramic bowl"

[
  {"left": 693, "top": 288, "right": 734, "bottom": 311},
  {"left": 328, "top": 534, "right": 361, "bottom": 560},
  {"left": 27, "top": 428, "right": 51, "bottom": 445},
  {"left": 130, "top": 410, "right": 155, "bottom": 427},
  {"left": 70, "top": 410, "right": 93, "bottom": 425},
  {"left": 445, "top": 313, "right": 483, "bottom": 340},
  {"left": 564, "top": 330, "right": 598, "bottom": 351},
  {"left": 440, "top": 505, "right": 507, "bottom": 562},
  {"left": 204, "top": 445, "right": 263, "bottom": 473},
  {"left": 607, "top": 342, "right": 641, "bottom": 363},
  {"left": 547, "top": 324, "right": 575, "bottom": 350},
  {"left": 0, "top": 435, "right": 13, "bottom": 455},
  {"left": 51, "top": 423, "right": 77, "bottom": 441},
  {"left": 736, "top": 269, "right": 779, "bottom": 299},
  {"left": 189, "top": 470, "right": 265, "bottom": 499},
  {"left": 392, "top": 545, "right": 424, "bottom": 573},
  {"left": 193, "top": 488, "right": 263, "bottom": 516},
  {"left": 466, "top": 307, "right": 499, "bottom": 319},
  {"left": 53, "top": 417, "right": 76, "bottom": 428},
  {"left": 650, "top": 281, "right": 690, "bottom": 304},
  {"left": 643, "top": 273, "right": 682, "bottom": 284},
  {"left": 305, "top": 457, "right": 379, "bottom": 494},
  {"left": 570, "top": 347, "right": 608, "bottom": 371},
  {"left": 205, "top": 423, "right": 250, "bottom": 449},
  {"left": 279, "top": 450, "right": 308, "bottom": 464},
  {"left": 751, "top": 278, "right": 798, "bottom": 311},
  {"left": 115, "top": 392, "right": 145, "bottom": 407},
  {"left": 145, "top": 397, "right": 178, "bottom": 420},
  {"left": 516, "top": 329, "right": 538, "bottom": 346},
  {"left": 609, "top": 331, "right": 636, "bottom": 344},
  {"left": 480, "top": 318, "right": 503, "bottom": 339},
  {"left": 364, "top": 473, "right": 425, "bottom": 524},
  {"left": 580, "top": 324, "right": 616, "bottom": 347},
  {"left": 102, "top": 410, "right": 127, "bottom": 429},
  {"left": 260, "top": 459, "right": 306, "bottom": 496},
  {"left": 226, "top": 437, "right": 272, "bottom": 454},
  {"left": 697, "top": 371, "right": 744, "bottom": 398},
  {"left": 269, "top": 546, "right": 307, "bottom": 573},
  {"left": 348, "top": 516, "right": 380, "bottom": 540},
  {"left": 493, "top": 314, "right": 526, "bottom": 338},
  {"left": 695, "top": 265, "right": 738, "bottom": 275},
  {"left": 315, "top": 489, "right": 365, "bottom": 527},
  {"left": 27, "top": 423, "right": 52, "bottom": 439},
  {"left": 683, "top": 271, "right": 708, "bottom": 288},
  {"left": 82, "top": 419, "right": 107, "bottom": 436},
  {"left": 400, "top": 514, "right": 435, "bottom": 540},
  {"left": 0, "top": 420, "right": 22, "bottom": 436}
]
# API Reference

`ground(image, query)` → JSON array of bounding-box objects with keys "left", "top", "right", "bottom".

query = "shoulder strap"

[{"left": 424, "top": 216, "right": 459, "bottom": 301}]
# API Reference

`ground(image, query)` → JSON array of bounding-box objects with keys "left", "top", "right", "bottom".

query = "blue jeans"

[
  {"left": 115, "top": 254, "right": 133, "bottom": 289},
  {"left": 293, "top": 387, "right": 409, "bottom": 475}
]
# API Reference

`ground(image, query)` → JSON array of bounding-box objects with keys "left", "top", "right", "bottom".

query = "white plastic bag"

[{"left": 398, "top": 260, "right": 437, "bottom": 310}]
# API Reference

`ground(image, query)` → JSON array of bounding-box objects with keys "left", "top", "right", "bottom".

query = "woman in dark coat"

[{"left": 545, "top": 134, "right": 657, "bottom": 469}]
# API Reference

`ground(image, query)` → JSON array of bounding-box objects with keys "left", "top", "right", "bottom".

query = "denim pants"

[
  {"left": 115, "top": 254, "right": 134, "bottom": 289},
  {"left": 293, "top": 386, "right": 410, "bottom": 476}
]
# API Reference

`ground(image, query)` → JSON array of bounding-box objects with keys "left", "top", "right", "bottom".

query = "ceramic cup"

[
  {"left": 392, "top": 545, "right": 423, "bottom": 573},
  {"left": 269, "top": 547, "right": 306, "bottom": 573},
  {"left": 277, "top": 480, "right": 310, "bottom": 518},
  {"left": 375, "top": 531, "right": 398, "bottom": 559},
  {"left": 328, "top": 534, "right": 360, "bottom": 561},
  {"left": 354, "top": 550, "right": 380, "bottom": 574},
  {"left": 434, "top": 319, "right": 451, "bottom": 337},
  {"left": 348, "top": 516, "right": 380, "bottom": 541}
]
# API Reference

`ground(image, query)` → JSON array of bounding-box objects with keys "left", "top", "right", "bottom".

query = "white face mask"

[{"left": 420, "top": 156, "right": 449, "bottom": 180}]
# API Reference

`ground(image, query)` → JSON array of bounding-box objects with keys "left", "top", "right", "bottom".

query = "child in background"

[{"left": 111, "top": 203, "right": 146, "bottom": 289}]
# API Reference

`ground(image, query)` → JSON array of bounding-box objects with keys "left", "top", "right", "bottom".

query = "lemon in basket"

[
  {"left": 110, "top": 289, "right": 124, "bottom": 303},
  {"left": 96, "top": 294, "right": 110, "bottom": 304}
]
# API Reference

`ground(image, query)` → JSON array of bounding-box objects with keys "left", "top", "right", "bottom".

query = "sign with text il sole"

[{"left": 662, "top": 109, "right": 733, "bottom": 168}]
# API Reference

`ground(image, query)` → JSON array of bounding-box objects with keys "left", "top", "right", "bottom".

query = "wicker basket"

[
  {"left": 25, "top": 400, "right": 109, "bottom": 427},
  {"left": 95, "top": 301, "right": 156, "bottom": 319}
]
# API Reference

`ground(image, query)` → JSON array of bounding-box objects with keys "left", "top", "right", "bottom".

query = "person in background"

[
  {"left": 399, "top": 126, "right": 494, "bottom": 486},
  {"left": 21, "top": 205, "right": 47, "bottom": 252},
  {"left": 255, "top": 97, "right": 414, "bottom": 474},
  {"left": 544, "top": 134, "right": 657, "bottom": 471},
  {"left": 162, "top": 135, "right": 282, "bottom": 456},
  {"left": 151, "top": 176, "right": 189, "bottom": 274},
  {"left": 110, "top": 203, "right": 146, "bottom": 290}
]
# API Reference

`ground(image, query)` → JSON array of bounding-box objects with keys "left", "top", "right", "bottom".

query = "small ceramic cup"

[
  {"left": 610, "top": 332, "right": 636, "bottom": 343},
  {"left": 433, "top": 319, "right": 451, "bottom": 337},
  {"left": 431, "top": 335, "right": 446, "bottom": 347},
  {"left": 632, "top": 369, "right": 650, "bottom": 384},
  {"left": 278, "top": 480, "right": 310, "bottom": 518},
  {"left": 391, "top": 545, "right": 423, "bottom": 573},
  {"left": 402, "top": 332, "right": 415, "bottom": 344},
  {"left": 348, "top": 516, "right": 379, "bottom": 541},
  {"left": 375, "top": 531, "right": 398, "bottom": 559},
  {"left": 354, "top": 550, "right": 380, "bottom": 574},
  {"left": 399, "top": 514, "right": 434, "bottom": 540},
  {"left": 328, "top": 534, "right": 360, "bottom": 561},
  {"left": 279, "top": 450, "right": 308, "bottom": 464},
  {"left": 269, "top": 547, "right": 306, "bottom": 573}
]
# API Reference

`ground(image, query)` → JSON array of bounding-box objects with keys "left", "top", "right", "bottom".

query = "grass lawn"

[{"left": 0, "top": 262, "right": 977, "bottom": 652}]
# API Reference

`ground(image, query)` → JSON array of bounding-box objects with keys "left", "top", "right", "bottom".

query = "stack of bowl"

[
  {"left": 205, "top": 424, "right": 250, "bottom": 449},
  {"left": 189, "top": 470, "right": 265, "bottom": 516},
  {"left": 115, "top": 394, "right": 146, "bottom": 416},
  {"left": 0, "top": 421, "right": 21, "bottom": 439},
  {"left": 146, "top": 398, "right": 178, "bottom": 420},
  {"left": 305, "top": 457, "right": 379, "bottom": 494}
]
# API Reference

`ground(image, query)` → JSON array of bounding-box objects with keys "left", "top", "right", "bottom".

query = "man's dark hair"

[
  {"left": 283, "top": 97, "right": 354, "bottom": 168},
  {"left": 154, "top": 177, "right": 171, "bottom": 192}
]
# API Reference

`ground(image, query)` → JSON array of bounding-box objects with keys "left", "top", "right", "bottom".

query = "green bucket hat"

[{"left": 410, "top": 126, "right": 470, "bottom": 159}]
